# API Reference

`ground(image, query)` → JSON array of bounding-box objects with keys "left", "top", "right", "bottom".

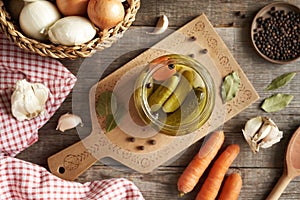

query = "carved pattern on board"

[{"left": 64, "top": 14, "right": 259, "bottom": 173}]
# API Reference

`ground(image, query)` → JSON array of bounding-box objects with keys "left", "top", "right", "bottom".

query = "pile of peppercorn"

[{"left": 253, "top": 7, "right": 300, "bottom": 62}]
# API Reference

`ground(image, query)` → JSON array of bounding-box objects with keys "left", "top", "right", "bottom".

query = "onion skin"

[
  {"left": 56, "top": 0, "right": 89, "bottom": 16},
  {"left": 87, "top": 0, "right": 125, "bottom": 31}
]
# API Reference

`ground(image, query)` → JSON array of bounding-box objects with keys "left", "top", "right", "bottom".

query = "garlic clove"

[
  {"left": 260, "top": 126, "right": 283, "bottom": 149},
  {"left": 31, "top": 83, "right": 49, "bottom": 104},
  {"left": 253, "top": 123, "right": 272, "bottom": 142},
  {"left": 147, "top": 15, "right": 169, "bottom": 35},
  {"left": 243, "top": 116, "right": 263, "bottom": 138},
  {"left": 242, "top": 129, "right": 259, "bottom": 153},
  {"left": 56, "top": 113, "right": 83, "bottom": 132}
]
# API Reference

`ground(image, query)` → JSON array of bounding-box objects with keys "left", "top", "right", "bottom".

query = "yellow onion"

[
  {"left": 56, "top": 0, "right": 89, "bottom": 16},
  {"left": 87, "top": 0, "right": 125, "bottom": 31}
]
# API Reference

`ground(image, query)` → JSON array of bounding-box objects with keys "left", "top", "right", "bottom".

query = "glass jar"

[{"left": 134, "top": 54, "right": 215, "bottom": 136}]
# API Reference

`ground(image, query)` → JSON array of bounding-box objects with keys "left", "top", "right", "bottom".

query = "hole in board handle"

[{"left": 58, "top": 167, "right": 65, "bottom": 174}]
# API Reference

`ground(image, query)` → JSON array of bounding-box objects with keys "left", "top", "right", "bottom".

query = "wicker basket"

[{"left": 0, "top": 0, "right": 140, "bottom": 59}]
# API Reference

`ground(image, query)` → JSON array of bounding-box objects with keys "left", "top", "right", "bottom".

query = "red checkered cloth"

[
  {"left": 0, "top": 155, "right": 144, "bottom": 200},
  {"left": 0, "top": 34, "right": 145, "bottom": 200},
  {"left": 0, "top": 33, "right": 77, "bottom": 157}
]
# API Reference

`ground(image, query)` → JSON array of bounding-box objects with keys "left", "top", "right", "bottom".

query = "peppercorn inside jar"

[{"left": 134, "top": 54, "right": 215, "bottom": 136}]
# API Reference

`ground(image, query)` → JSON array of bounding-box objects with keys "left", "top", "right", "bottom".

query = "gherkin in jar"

[{"left": 134, "top": 54, "right": 215, "bottom": 136}]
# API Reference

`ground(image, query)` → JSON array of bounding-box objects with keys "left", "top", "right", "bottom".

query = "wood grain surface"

[{"left": 16, "top": 0, "right": 300, "bottom": 199}]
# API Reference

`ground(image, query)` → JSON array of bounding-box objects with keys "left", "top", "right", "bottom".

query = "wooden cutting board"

[{"left": 48, "top": 14, "right": 259, "bottom": 181}]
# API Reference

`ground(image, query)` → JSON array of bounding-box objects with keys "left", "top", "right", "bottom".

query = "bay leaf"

[
  {"left": 96, "top": 91, "right": 117, "bottom": 117},
  {"left": 261, "top": 93, "right": 294, "bottom": 113},
  {"left": 221, "top": 71, "right": 240, "bottom": 102},
  {"left": 106, "top": 114, "right": 117, "bottom": 132},
  {"left": 264, "top": 72, "right": 296, "bottom": 91},
  {"left": 105, "top": 107, "right": 126, "bottom": 132}
]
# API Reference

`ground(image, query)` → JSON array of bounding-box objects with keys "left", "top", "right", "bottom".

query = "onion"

[
  {"left": 87, "top": 0, "right": 125, "bottom": 31},
  {"left": 48, "top": 16, "right": 96, "bottom": 46},
  {"left": 19, "top": 1, "right": 61, "bottom": 41},
  {"left": 56, "top": 0, "right": 89, "bottom": 16}
]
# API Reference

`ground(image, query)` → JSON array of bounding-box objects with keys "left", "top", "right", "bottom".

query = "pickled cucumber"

[
  {"left": 148, "top": 74, "right": 180, "bottom": 112},
  {"left": 162, "top": 69, "right": 194, "bottom": 113},
  {"left": 164, "top": 87, "right": 206, "bottom": 131},
  {"left": 174, "top": 64, "right": 205, "bottom": 88}
]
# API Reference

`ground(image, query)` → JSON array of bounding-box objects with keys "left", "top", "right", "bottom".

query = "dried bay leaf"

[
  {"left": 106, "top": 114, "right": 117, "bottom": 132},
  {"left": 221, "top": 71, "right": 240, "bottom": 102},
  {"left": 105, "top": 107, "right": 125, "bottom": 132},
  {"left": 96, "top": 91, "right": 117, "bottom": 117},
  {"left": 261, "top": 93, "right": 294, "bottom": 113},
  {"left": 264, "top": 72, "right": 296, "bottom": 91}
]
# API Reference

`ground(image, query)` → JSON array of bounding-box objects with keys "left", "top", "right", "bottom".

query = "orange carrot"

[
  {"left": 218, "top": 173, "right": 242, "bottom": 200},
  {"left": 177, "top": 131, "right": 225, "bottom": 196},
  {"left": 196, "top": 144, "right": 240, "bottom": 200}
]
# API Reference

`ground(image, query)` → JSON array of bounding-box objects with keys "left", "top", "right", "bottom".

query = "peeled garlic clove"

[
  {"left": 11, "top": 79, "right": 49, "bottom": 121},
  {"left": 147, "top": 15, "right": 168, "bottom": 35},
  {"left": 56, "top": 113, "right": 83, "bottom": 132}
]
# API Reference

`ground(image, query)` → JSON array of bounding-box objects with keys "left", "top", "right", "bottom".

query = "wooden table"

[{"left": 16, "top": 0, "right": 300, "bottom": 199}]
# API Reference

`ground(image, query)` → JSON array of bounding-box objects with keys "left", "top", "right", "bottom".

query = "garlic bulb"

[
  {"left": 242, "top": 116, "right": 283, "bottom": 153},
  {"left": 56, "top": 113, "right": 83, "bottom": 132},
  {"left": 19, "top": 1, "right": 61, "bottom": 41},
  {"left": 48, "top": 16, "right": 96, "bottom": 46},
  {"left": 11, "top": 79, "right": 49, "bottom": 121}
]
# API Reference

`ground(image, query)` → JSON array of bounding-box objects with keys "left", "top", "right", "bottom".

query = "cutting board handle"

[{"left": 47, "top": 133, "right": 104, "bottom": 181}]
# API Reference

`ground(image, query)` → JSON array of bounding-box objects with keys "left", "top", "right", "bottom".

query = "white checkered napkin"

[
  {"left": 0, "top": 33, "right": 77, "bottom": 157},
  {"left": 0, "top": 155, "right": 145, "bottom": 200}
]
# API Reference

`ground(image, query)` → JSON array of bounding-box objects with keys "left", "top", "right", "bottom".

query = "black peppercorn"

[
  {"left": 189, "top": 36, "right": 197, "bottom": 41},
  {"left": 168, "top": 63, "right": 175, "bottom": 69},
  {"left": 146, "top": 82, "right": 152, "bottom": 88},
  {"left": 137, "top": 146, "right": 145, "bottom": 150},
  {"left": 148, "top": 139, "right": 156, "bottom": 145},
  {"left": 127, "top": 137, "right": 135, "bottom": 142},
  {"left": 200, "top": 49, "right": 208, "bottom": 54},
  {"left": 188, "top": 54, "right": 195, "bottom": 58}
]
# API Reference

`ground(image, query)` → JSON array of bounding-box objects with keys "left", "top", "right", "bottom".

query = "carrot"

[
  {"left": 195, "top": 144, "right": 240, "bottom": 200},
  {"left": 218, "top": 173, "right": 242, "bottom": 200},
  {"left": 177, "top": 131, "right": 225, "bottom": 197}
]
